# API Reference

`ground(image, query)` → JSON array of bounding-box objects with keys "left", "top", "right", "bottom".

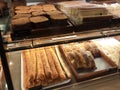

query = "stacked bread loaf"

[
  {"left": 59, "top": 41, "right": 100, "bottom": 70},
  {"left": 22, "top": 47, "right": 66, "bottom": 89},
  {"left": 11, "top": 4, "right": 68, "bottom": 32}
]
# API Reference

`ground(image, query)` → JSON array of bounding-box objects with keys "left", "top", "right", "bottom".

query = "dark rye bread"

[
  {"left": 50, "top": 13, "right": 68, "bottom": 26},
  {"left": 12, "top": 17, "right": 31, "bottom": 31},
  {"left": 30, "top": 16, "right": 49, "bottom": 28}
]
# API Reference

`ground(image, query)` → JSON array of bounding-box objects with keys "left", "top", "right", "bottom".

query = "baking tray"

[
  {"left": 57, "top": 45, "right": 117, "bottom": 81},
  {"left": 21, "top": 47, "right": 72, "bottom": 90}
]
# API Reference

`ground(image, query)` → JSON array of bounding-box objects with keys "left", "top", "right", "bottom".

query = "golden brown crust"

[
  {"left": 45, "top": 47, "right": 59, "bottom": 80},
  {"left": 15, "top": 6, "right": 30, "bottom": 10},
  {"left": 35, "top": 48, "right": 44, "bottom": 85},
  {"left": 43, "top": 4, "right": 56, "bottom": 11},
  {"left": 29, "top": 49, "right": 37, "bottom": 87},
  {"left": 40, "top": 48, "right": 52, "bottom": 82},
  {"left": 22, "top": 50, "right": 29, "bottom": 88},
  {"left": 13, "top": 14, "right": 31, "bottom": 19},
  {"left": 32, "top": 11, "right": 46, "bottom": 16},
  {"left": 30, "top": 16, "right": 48, "bottom": 23},
  {"left": 49, "top": 48, "right": 66, "bottom": 80},
  {"left": 23, "top": 50, "right": 34, "bottom": 88}
]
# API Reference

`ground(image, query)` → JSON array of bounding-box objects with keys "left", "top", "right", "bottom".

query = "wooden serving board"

[{"left": 58, "top": 45, "right": 117, "bottom": 81}]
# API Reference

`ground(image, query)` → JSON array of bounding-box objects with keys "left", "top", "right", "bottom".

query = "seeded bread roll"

[{"left": 30, "top": 16, "right": 49, "bottom": 28}]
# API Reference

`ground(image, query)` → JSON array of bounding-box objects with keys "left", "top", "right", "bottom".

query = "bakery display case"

[{"left": 0, "top": 0, "right": 120, "bottom": 90}]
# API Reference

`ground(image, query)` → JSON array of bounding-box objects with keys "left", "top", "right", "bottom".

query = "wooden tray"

[
  {"left": 58, "top": 45, "right": 117, "bottom": 81},
  {"left": 21, "top": 46, "right": 72, "bottom": 90}
]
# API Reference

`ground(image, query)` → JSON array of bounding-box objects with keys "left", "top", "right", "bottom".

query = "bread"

[
  {"left": 45, "top": 47, "right": 59, "bottom": 80},
  {"left": 35, "top": 48, "right": 44, "bottom": 85},
  {"left": 30, "top": 16, "right": 49, "bottom": 28},
  {"left": 50, "top": 13, "right": 68, "bottom": 26},
  {"left": 32, "top": 11, "right": 46, "bottom": 16},
  {"left": 49, "top": 47, "right": 66, "bottom": 80},
  {"left": 40, "top": 48, "right": 52, "bottom": 82},
  {"left": 29, "top": 49, "right": 37, "bottom": 87},
  {"left": 15, "top": 6, "right": 30, "bottom": 10},
  {"left": 12, "top": 17, "right": 31, "bottom": 31},
  {"left": 43, "top": 4, "right": 56, "bottom": 11},
  {"left": 60, "top": 43, "right": 96, "bottom": 70},
  {"left": 13, "top": 13, "right": 31, "bottom": 19},
  {"left": 22, "top": 51, "right": 29, "bottom": 88},
  {"left": 23, "top": 50, "right": 35, "bottom": 88},
  {"left": 22, "top": 47, "right": 67, "bottom": 89},
  {"left": 15, "top": 9, "right": 31, "bottom": 14},
  {"left": 83, "top": 41, "right": 100, "bottom": 57},
  {"left": 46, "top": 10, "right": 63, "bottom": 16},
  {"left": 30, "top": 5, "right": 42, "bottom": 10}
]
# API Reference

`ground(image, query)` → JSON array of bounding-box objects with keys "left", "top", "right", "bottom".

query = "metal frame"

[{"left": 0, "top": 31, "right": 14, "bottom": 90}]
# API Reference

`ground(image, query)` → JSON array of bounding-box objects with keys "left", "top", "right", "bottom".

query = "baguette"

[
  {"left": 29, "top": 49, "right": 37, "bottom": 87},
  {"left": 35, "top": 48, "right": 45, "bottom": 85},
  {"left": 40, "top": 48, "right": 52, "bottom": 82},
  {"left": 23, "top": 50, "right": 34, "bottom": 88},
  {"left": 45, "top": 47, "right": 59, "bottom": 80},
  {"left": 49, "top": 48, "right": 66, "bottom": 80},
  {"left": 22, "top": 50, "right": 29, "bottom": 88}
]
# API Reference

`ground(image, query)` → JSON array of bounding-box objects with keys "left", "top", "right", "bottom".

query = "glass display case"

[{"left": 0, "top": 0, "right": 120, "bottom": 90}]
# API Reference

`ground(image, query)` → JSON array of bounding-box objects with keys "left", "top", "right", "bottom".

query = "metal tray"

[{"left": 21, "top": 47, "right": 72, "bottom": 90}]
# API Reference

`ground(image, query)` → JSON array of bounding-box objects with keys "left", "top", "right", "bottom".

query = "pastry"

[
  {"left": 11, "top": 17, "right": 31, "bottom": 31},
  {"left": 30, "top": 16, "right": 49, "bottom": 28},
  {"left": 50, "top": 13, "right": 68, "bottom": 26},
  {"left": 43, "top": 4, "right": 56, "bottom": 11}
]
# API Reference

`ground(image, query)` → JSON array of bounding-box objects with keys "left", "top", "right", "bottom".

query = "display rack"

[
  {"left": 1, "top": 0, "right": 120, "bottom": 90},
  {"left": 0, "top": 31, "right": 14, "bottom": 90}
]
